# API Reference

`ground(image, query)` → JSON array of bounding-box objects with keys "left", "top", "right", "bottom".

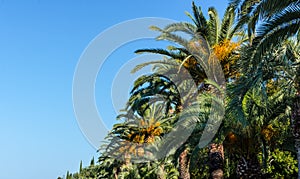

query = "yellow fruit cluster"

[
  {"left": 118, "top": 118, "right": 164, "bottom": 158},
  {"left": 261, "top": 124, "right": 275, "bottom": 141},
  {"left": 213, "top": 40, "right": 240, "bottom": 61},
  {"left": 127, "top": 119, "right": 163, "bottom": 144},
  {"left": 118, "top": 143, "right": 144, "bottom": 157}
]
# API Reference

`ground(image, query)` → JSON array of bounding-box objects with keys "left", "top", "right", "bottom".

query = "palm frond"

[
  {"left": 135, "top": 48, "right": 184, "bottom": 59},
  {"left": 163, "top": 22, "right": 197, "bottom": 36},
  {"left": 207, "top": 7, "right": 220, "bottom": 45},
  {"left": 220, "top": 5, "right": 236, "bottom": 41},
  {"left": 251, "top": 4, "right": 300, "bottom": 63},
  {"left": 260, "top": 0, "right": 298, "bottom": 18},
  {"left": 185, "top": 11, "right": 198, "bottom": 26},
  {"left": 240, "top": 0, "right": 259, "bottom": 16},
  {"left": 229, "top": 13, "right": 251, "bottom": 40},
  {"left": 229, "top": 0, "right": 244, "bottom": 12},
  {"left": 191, "top": 1, "right": 207, "bottom": 29},
  {"left": 150, "top": 26, "right": 190, "bottom": 48},
  {"left": 130, "top": 58, "right": 185, "bottom": 74}
]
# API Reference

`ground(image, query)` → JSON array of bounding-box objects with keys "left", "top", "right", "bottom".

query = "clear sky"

[{"left": 0, "top": 1, "right": 228, "bottom": 178}]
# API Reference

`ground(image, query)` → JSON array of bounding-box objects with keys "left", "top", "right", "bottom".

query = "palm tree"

[
  {"left": 99, "top": 99, "right": 184, "bottom": 178},
  {"left": 227, "top": 86, "right": 293, "bottom": 177},
  {"left": 229, "top": 0, "right": 300, "bottom": 177},
  {"left": 125, "top": 69, "right": 199, "bottom": 179},
  {"left": 280, "top": 39, "right": 300, "bottom": 178},
  {"left": 62, "top": 1, "right": 300, "bottom": 178},
  {"left": 131, "top": 2, "right": 243, "bottom": 178},
  {"left": 229, "top": 0, "right": 299, "bottom": 43},
  {"left": 136, "top": 2, "right": 242, "bottom": 82},
  {"left": 126, "top": 73, "right": 224, "bottom": 178}
]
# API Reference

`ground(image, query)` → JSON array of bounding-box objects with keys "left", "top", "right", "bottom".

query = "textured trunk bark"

[
  {"left": 179, "top": 149, "right": 190, "bottom": 179},
  {"left": 292, "top": 93, "right": 300, "bottom": 178},
  {"left": 209, "top": 144, "right": 224, "bottom": 179},
  {"left": 236, "top": 156, "right": 262, "bottom": 179},
  {"left": 295, "top": 139, "right": 300, "bottom": 179}
]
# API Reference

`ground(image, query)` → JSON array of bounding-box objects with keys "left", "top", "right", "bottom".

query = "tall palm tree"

[
  {"left": 227, "top": 79, "right": 294, "bottom": 177},
  {"left": 136, "top": 2, "right": 241, "bottom": 83},
  {"left": 126, "top": 71, "right": 224, "bottom": 178},
  {"left": 230, "top": 0, "right": 300, "bottom": 177},
  {"left": 62, "top": 1, "right": 300, "bottom": 178},
  {"left": 131, "top": 2, "right": 242, "bottom": 178},
  {"left": 127, "top": 65, "right": 203, "bottom": 179}
]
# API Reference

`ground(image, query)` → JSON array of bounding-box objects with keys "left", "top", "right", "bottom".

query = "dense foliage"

[{"left": 60, "top": 0, "right": 300, "bottom": 178}]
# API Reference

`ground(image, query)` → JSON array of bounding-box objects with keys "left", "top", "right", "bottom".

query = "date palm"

[
  {"left": 131, "top": 2, "right": 242, "bottom": 178},
  {"left": 230, "top": 0, "right": 299, "bottom": 43},
  {"left": 98, "top": 102, "right": 181, "bottom": 179},
  {"left": 135, "top": 1, "right": 241, "bottom": 83},
  {"left": 227, "top": 81, "right": 294, "bottom": 177},
  {"left": 128, "top": 62, "right": 210, "bottom": 179},
  {"left": 230, "top": 0, "right": 300, "bottom": 177}
]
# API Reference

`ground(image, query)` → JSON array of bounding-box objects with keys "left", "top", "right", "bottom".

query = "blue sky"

[{"left": 0, "top": 1, "right": 227, "bottom": 178}]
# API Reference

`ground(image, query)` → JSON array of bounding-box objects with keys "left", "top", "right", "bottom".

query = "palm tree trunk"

[
  {"left": 179, "top": 149, "right": 190, "bottom": 179},
  {"left": 295, "top": 139, "right": 300, "bottom": 179},
  {"left": 236, "top": 155, "right": 262, "bottom": 179},
  {"left": 209, "top": 144, "right": 224, "bottom": 179},
  {"left": 292, "top": 92, "right": 300, "bottom": 178}
]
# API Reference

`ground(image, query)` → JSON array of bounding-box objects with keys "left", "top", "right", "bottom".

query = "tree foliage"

[{"left": 60, "top": 1, "right": 300, "bottom": 178}]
